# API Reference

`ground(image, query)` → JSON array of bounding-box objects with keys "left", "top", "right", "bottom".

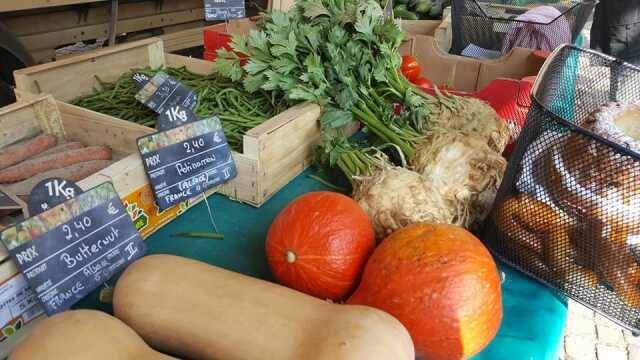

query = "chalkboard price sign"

[
  {"left": 27, "top": 178, "right": 83, "bottom": 216},
  {"left": 134, "top": 72, "right": 198, "bottom": 117},
  {"left": 0, "top": 182, "right": 146, "bottom": 315},
  {"left": 0, "top": 188, "right": 19, "bottom": 210},
  {"left": 204, "top": 0, "right": 246, "bottom": 21},
  {"left": 156, "top": 105, "right": 199, "bottom": 132},
  {"left": 138, "top": 117, "right": 237, "bottom": 211}
]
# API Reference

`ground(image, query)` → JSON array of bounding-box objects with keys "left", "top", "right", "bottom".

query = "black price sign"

[
  {"left": 156, "top": 105, "right": 199, "bottom": 132},
  {"left": 204, "top": 0, "right": 246, "bottom": 20},
  {"left": 27, "top": 178, "right": 82, "bottom": 216},
  {"left": 0, "top": 182, "right": 146, "bottom": 315},
  {"left": 134, "top": 72, "right": 198, "bottom": 119},
  {"left": 137, "top": 117, "right": 237, "bottom": 211},
  {"left": 0, "top": 188, "right": 20, "bottom": 210}
]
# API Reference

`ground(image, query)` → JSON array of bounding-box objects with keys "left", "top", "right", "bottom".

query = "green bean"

[{"left": 71, "top": 66, "right": 290, "bottom": 151}]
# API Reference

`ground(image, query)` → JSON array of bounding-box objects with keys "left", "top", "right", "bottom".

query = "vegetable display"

[
  {"left": 266, "top": 191, "right": 375, "bottom": 300},
  {"left": 71, "top": 67, "right": 288, "bottom": 151},
  {"left": 214, "top": 0, "right": 509, "bottom": 237},
  {"left": 113, "top": 254, "right": 415, "bottom": 360},
  {"left": 348, "top": 223, "right": 503, "bottom": 360},
  {"left": 10, "top": 310, "right": 174, "bottom": 360}
]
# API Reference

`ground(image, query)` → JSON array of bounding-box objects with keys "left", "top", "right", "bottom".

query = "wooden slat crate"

[
  {"left": 0, "top": 94, "right": 158, "bottom": 358},
  {"left": 13, "top": 37, "right": 323, "bottom": 207}
]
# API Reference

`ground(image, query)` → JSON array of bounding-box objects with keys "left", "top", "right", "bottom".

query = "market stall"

[
  {"left": 71, "top": 168, "right": 568, "bottom": 360},
  {"left": 0, "top": 0, "right": 630, "bottom": 359}
]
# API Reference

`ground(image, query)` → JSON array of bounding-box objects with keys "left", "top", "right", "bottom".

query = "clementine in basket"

[
  {"left": 348, "top": 223, "right": 502, "bottom": 360},
  {"left": 266, "top": 192, "right": 375, "bottom": 300}
]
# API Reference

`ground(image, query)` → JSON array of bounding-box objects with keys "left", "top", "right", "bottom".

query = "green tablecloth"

[{"left": 77, "top": 169, "right": 567, "bottom": 360}]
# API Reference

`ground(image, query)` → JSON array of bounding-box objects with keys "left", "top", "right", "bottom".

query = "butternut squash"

[
  {"left": 113, "top": 254, "right": 415, "bottom": 360},
  {"left": 10, "top": 310, "right": 174, "bottom": 360}
]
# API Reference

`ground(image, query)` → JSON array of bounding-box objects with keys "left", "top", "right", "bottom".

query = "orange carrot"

[
  {"left": 0, "top": 134, "right": 57, "bottom": 170},
  {"left": 0, "top": 146, "right": 112, "bottom": 183},
  {"left": 4, "top": 160, "right": 113, "bottom": 196},
  {"left": 34, "top": 142, "right": 85, "bottom": 158}
]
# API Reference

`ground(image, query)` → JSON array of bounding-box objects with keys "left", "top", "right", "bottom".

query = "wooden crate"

[
  {"left": 13, "top": 37, "right": 323, "bottom": 207},
  {"left": 0, "top": 93, "right": 159, "bottom": 358}
]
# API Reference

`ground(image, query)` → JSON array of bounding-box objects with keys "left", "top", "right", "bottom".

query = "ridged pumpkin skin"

[
  {"left": 347, "top": 223, "right": 502, "bottom": 360},
  {"left": 266, "top": 191, "right": 375, "bottom": 300}
]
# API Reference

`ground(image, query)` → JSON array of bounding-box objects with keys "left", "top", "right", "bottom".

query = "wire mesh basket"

[
  {"left": 450, "top": 0, "right": 596, "bottom": 58},
  {"left": 482, "top": 45, "right": 640, "bottom": 331}
]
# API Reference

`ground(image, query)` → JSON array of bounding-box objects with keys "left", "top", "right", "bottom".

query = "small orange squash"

[
  {"left": 348, "top": 223, "right": 502, "bottom": 360},
  {"left": 266, "top": 191, "right": 375, "bottom": 300}
]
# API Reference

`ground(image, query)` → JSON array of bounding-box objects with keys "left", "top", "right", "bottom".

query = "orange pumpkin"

[
  {"left": 348, "top": 223, "right": 502, "bottom": 360},
  {"left": 266, "top": 192, "right": 375, "bottom": 301}
]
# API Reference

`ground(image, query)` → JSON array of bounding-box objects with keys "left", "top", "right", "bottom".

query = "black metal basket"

[
  {"left": 450, "top": 0, "right": 596, "bottom": 58},
  {"left": 482, "top": 45, "right": 640, "bottom": 331}
]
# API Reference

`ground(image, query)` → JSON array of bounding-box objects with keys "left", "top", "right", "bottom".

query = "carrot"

[
  {"left": 34, "top": 142, "right": 85, "bottom": 158},
  {"left": 0, "top": 146, "right": 112, "bottom": 183},
  {"left": 0, "top": 134, "right": 57, "bottom": 170},
  {"left": 3, "top": 160, "right": 113, "bottom": 196}
]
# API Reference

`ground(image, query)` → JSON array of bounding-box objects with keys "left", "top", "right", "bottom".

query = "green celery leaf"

[
  {"left": 213, "top": 58, "right": 243, "bottom": 81},
  {"left": 289, "top": 87, "right": 320, "bottom": 102},
  {"left": 270, "top": 11, "right": 290, "bottom": 28},
  {"left": 335, "top": 87, "right": 357, "bottom": 111},
  {"left": 244, "top": 59, "right": 269, "bottom": 75},
  {"left": 320, "top": 109, "right": 354, "bottom": 130},
  {"left": 299, "top": 0, "right": 330, "bottom": 18},
  {"left": 216, "top": 48, "right": 238, "bottom": 60},
  {"left": 262, "top": 70, "right": 283, "bottom": 91},
  {"left": 272, "top": 57, "right": 298, "bottom": 75},
  {"left": 243, "top": 74, "right": 267, "bottom": 93},
  {"left": 248, "top": 30, "right": 269, "bottom": 53},
  {"left": 230, "top": 35, "right": 250, "bottom": 56}
]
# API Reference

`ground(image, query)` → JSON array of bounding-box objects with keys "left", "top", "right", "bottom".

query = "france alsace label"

[
  {"left": 133, "top": 72, "right": 198, "bottom": 118},
  {"left": 204, "top": 0, "right": 246, "bottom": 20},
  {"left": 0, "top": 182, "right": 146, "bottom": 315},
  {"left": 137, "top": 117, "right": 237, "bottom": 211}
]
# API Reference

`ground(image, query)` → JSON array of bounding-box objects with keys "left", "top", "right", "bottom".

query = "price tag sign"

[
  {"left": 204, "top": 0, "right": 246, "bottom": 20},
  {"left": 137, "top": 117, "right": 237, "bottom": 211},
  {"left": 134, "top": 72, "right": 198, "bottom": 117},
  {"left": 0, "top": 182, "right": 146, "bottom": 315},
  {"left": 156, "top": 105, "right": 199, "bottom": 132},
  {"left": 0, "top": 188, "right": 20, "bottom": 211},
  {"left": 27, "top": 178, "right": 82, "bottom": 216}
]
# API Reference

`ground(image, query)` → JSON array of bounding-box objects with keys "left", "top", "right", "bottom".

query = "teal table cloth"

[{"left": 77, "top": 169, "right": 568, "bottom": 360}]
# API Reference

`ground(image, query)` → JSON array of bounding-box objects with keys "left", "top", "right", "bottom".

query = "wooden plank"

[
  {"left": 30, "top": 48, "right": 57, "bottom": 64},
  {"left": 0, "top": 0, "right": 106, "bottom": 13},
  {"left": 161, "top": 26, "right": 206, "bottom": 53},
  {"left": 0, "top": 95, "right": 66, "bottom": 148},
  {"left": 165, "top": 53, "right": 213, "bottom": 75},
  {"left": 2, "top": 0, "right": 204, "bottom": 37},
  {"left": 14, "top": 38, "right": 165, "bottom": 102},
  {"left": 57, "top": 102, "right": 153, "bottom": 155},
  {"left": 19, "top": 8, "right": 204, "bottom": 51}
]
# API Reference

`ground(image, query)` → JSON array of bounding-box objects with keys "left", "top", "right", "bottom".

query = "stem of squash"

[{"left": 286, "top": 250, "right": 297, "bottom": 264}]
